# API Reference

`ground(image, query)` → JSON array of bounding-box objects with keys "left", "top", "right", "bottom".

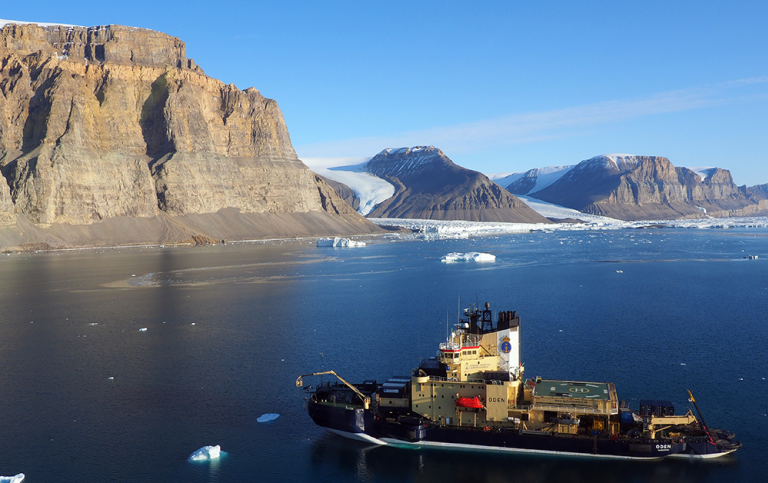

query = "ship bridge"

[{"left": 438, "top": 303, "right": 522, "bottom": 382}]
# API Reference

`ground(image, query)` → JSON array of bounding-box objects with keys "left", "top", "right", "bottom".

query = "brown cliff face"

[
  {"left": 532, "top": 155, "right": 760, "bottom": 221},
  {"left": 0, "top": 22, "right": 378, "bottom": 248}
]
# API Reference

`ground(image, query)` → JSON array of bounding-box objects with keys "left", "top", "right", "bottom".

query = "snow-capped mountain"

[
  {"left": 490, "top": 165, "right": 574, "bottom": 196},
  {"left": 306, "top": 147, "right": 550, "bottom": 223},
  {"left": 363, "top": 146, "right": 550, "bottom": 222},
  {"left": 530, "top": 154, "right": 764, "bottom": 220}
]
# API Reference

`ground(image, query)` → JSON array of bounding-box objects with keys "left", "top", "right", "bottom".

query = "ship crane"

[{"left": 296, "top": 371, "right": 371, "bottom": 409}]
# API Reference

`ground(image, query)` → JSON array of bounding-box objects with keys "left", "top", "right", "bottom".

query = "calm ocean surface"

[{"left": 0, "top": 228, "right": 766, "bottom": 482}]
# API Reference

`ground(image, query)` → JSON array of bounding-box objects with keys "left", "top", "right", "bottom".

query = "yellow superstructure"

[{"left": 408, "top": 303, "right": 618, "bottom": 434}]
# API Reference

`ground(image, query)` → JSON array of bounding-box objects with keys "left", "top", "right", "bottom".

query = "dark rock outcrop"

[
  {"left": 0, "top": 21, "right": 380, "bottom": 249},
  {"left": 318, "top": 175, "right": 360, "bottom": 211},
  {"left": 365, "top": 146, "right": 550, "bottom": 223},
  {"left": 531, "top": 155, "right": 764, "bottom": 220}
]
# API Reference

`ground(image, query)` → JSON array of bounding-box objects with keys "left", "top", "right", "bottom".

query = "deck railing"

[
  {"left": 439, "top": 336, "right": 482, "bottom": 351},
  {"left": 531, "top": 404, "right": 609, "bottom": 415}
]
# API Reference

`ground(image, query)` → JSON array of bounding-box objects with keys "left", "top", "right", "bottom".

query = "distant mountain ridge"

[
  {"left": 491, "top": 165, "right": 574, "bottom": 196},
  {"left": 363, "top": 146, "right": 550, "bottom": 223},
  {"left": 526, "top": 154, "right": 767, "bottom": 220}
]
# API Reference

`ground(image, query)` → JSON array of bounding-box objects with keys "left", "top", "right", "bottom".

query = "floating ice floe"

[
  {"left": 441, "top": 252, "right": 496, "bottom": 263},
  {"left": 316, "top": 237, "right": 366, "bottom": 247},
  {"left": 0, "top": 474, "right": 25, "bottom": 483},
  {"left": 139, "top": 328, "right": 147, "bottom": 332},
  {"left": 257, "top": 413, "right": 280, "bottom": 423},
  {"left": 188, "top": 445, "right": 221, "bottom": 461}
]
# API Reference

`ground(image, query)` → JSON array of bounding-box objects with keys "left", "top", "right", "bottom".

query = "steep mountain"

[
  {"left": 530, "top": 154, "right": 765, "bottom": 220},
  {"left": 745, "top": 183, "right": 768, "bottom": 201},
  {"left": 491, "top": 165, "right": 574, "bottom": 196},
  {"left": 364, "top": 146, "right": 550, "bottom": 223},
  {"left": 0, "top": 21, "right": 379, "bottom": 249}
]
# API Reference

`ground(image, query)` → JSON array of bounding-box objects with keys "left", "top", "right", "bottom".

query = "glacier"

[{"left": 301, "top": 157, "right": 393, "bottom": 216}]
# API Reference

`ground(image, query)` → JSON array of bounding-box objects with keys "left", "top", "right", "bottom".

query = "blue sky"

[{"left": 3, "top": 1, "right": 767, "bottom": 184}]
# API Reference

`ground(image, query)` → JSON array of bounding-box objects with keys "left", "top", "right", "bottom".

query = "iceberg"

[
  {"left": 0, "top": 475, "right": 25, "bottom": 483},
  {"left": 257, "top": 413, "right": 280, "bottom": 423},
  {"left": 441, "top": 252, "right": 496, "bottom": 263},
  {"left": 188, "top": 445, "right": 221, "bottom": 462},
  {"left": 316, "top": 237, "right": 366, "bottom": 247}
]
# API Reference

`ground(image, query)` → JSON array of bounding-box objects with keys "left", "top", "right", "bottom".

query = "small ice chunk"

[
  {"left": 188, "top": 445, "right": 221, "bottom": 461},
  {"left": 0, "top": 474, "right": 25, "bottom": 483},
  {"left": 441, "top": 252, "right": 496, "bottom": 263},
  {"left": 108, "top": 376, "right": 114, "bottom": 380},
  {"left": 257, "top": 413, "right": 280, "bottom": 423},
  {"left": 316, "top": 237, "right": 366, "bottom": 247},
  {"left": 139, "top": 328, "right": 147, "bottom": 332}
]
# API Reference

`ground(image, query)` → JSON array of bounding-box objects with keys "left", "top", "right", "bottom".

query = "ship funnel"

[{"left": 485, "top": 302, "right": 490, "bottom": 310}]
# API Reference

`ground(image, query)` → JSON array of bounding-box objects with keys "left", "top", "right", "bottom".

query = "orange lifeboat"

[{"left": 455, "top": 396, "right": 483, "bottom": 409}]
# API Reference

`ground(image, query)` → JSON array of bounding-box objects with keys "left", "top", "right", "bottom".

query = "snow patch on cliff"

[
  {"left": 687, "top": 166, "right": 717, "bottom": 181},
  {"left": 368, "top": 146, "right": 442, "bottom": 178},
  {"left": 0, "top": 19, "right": 82, "bottom": 28}
]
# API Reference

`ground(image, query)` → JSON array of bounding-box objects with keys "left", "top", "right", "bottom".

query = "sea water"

[{"left": 0, "top": 228, "right": 766, "bottom": 482}]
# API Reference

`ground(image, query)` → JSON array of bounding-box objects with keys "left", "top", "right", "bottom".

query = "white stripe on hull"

[
  {"left": 327, "top": 432, "right": 736, "bottom": 460},
  {"left": 668, "top": 448, "right": 737, "bottom": 459},
  {"left": 328, "top": 428, "right": 387, "bottom": 445},
  {"left": 379, "top": 439, "right": 668, "bottom": 460}
]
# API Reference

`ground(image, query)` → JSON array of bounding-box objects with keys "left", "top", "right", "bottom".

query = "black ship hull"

[{"left": 306, "top": 401, "right": 740, "bottom": 460}]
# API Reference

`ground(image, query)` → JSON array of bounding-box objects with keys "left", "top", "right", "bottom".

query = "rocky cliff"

[
  {"left": 531, "top": 155, "right": 764, "bottom": 220},
  {"left": 745, "top": 183, "right": 768, "bottom": 201},
  {"left": 0, "top": 21, "right": 379, "bottom": 249},
  {"left": 364, "top": 146, "right": 550, "bottom": 223}
]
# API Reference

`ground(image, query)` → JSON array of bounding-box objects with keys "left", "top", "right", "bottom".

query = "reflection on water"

[
  {"left": 0, "top": 229, "right": 765, "bottom": 482},
  {"left": 308, "top": 434, "right": 741, "bottom": 483}
]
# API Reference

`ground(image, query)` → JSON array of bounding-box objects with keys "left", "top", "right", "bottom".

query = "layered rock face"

[
  {"left": 745, "top": 183, "right": 768, "bottom": 201},
  {"left": 0, "top": 22, "right": 376, "bottom": 248},
  {"left": 365, "top": 146, "right": 550, "bottom": 223},
  {"left": 532, "top": 155, "right": 762, "bottom": 220}
]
